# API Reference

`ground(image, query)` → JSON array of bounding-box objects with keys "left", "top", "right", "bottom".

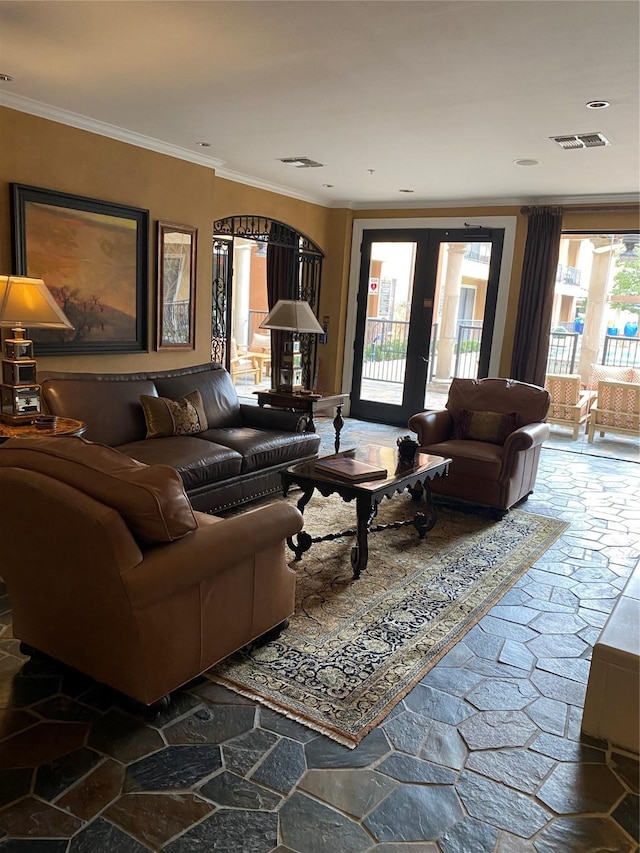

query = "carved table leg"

[
  {"left": 287, "top": 486, "right": 315, "bottom": 560},
  {"left": 350, "top": 495, "right": 377, "bottom": 580},
  {"left": 413, "top": 482, "right": 438, "bottom": 538},
  {"left": 333, "top": 405, "right": 344, "bottom": 453}
]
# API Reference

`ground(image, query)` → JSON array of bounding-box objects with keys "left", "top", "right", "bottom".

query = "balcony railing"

[{"left": 555, "top": 264, "right": 582, "bottom": 286}]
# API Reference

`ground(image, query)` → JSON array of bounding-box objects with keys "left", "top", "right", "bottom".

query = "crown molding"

[
  {"left": 213, "top": 167, "right": 329, "bottom": 207},
  {"left": 0, "top": 92, "right": 225, "bottom": 169},
  {"left": 2, "top": 93, "right": 637, "bottom": 213}
]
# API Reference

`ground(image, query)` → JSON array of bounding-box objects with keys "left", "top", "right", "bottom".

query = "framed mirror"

[{"left": 157, "top": 221, "right": 197, "bottom": 350}]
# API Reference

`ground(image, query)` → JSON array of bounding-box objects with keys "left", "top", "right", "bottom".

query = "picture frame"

[
  {"left": 11, "top": 184, "right": 149, "bottom": 355},
  {"left": 157, "top": 221, "right": 197, "bottom": 350}
]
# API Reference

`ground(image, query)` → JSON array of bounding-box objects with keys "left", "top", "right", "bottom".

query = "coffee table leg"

[
  {"left": 333, "top": 405, "right": 344, "bottom": 453},
  {"left": 413, "top": 482, "right": 438, "bottom": 538},
  {"left": 350, "top": 495, "right": 376, "bottom": 579},
  {"left": 287, "top": 486, "right": 315, "bottom": 560}
]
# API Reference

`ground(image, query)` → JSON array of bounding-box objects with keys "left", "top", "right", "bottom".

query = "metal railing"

[
  {"left": 601, "top": 335, "right": 640, "bottom": 367},
  {"left": 546, "top": 331, "right": 579, "bottom": 374}
]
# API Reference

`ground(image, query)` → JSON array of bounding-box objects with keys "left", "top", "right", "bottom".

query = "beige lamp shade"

[
  {"left": 259, "top": 299, "right": 323, "bottom": 334},
  {"left": 0, "top": 276, "right": 73, "bottom": 330}
]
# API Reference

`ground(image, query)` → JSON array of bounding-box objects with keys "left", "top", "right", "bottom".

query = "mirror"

[{"left": 157, "top": 221, "right": 197, "bottom": 349}]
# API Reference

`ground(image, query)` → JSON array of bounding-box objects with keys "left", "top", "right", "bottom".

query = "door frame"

[{"left": 342, "top": 216, "right": 517, "bottom": 416}]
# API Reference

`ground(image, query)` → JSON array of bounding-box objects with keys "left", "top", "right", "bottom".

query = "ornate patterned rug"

[{"left": 206, "top": 494, "right": 568, "bottom": 747}]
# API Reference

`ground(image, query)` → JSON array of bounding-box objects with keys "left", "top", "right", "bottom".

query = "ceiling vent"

[
  {"left": 551, "top": 132, "right": 610, "bottom": 150},
  {"left": 278, "top": 156, "right": 324, "bottom": 168}
]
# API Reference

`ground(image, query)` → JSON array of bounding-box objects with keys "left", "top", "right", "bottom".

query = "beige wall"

[{"left": 1, "top": 107, "right": 638, "bottom": 390}]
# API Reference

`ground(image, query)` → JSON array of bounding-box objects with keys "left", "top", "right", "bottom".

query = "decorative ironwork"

[
  {"left": 211, "top": 217, "right": 324, "bottom": 386},
  {"left": 213, "top": 216, "right": 323, "bottom": 255},
  {"left": 211, "top": 238, "right": 231, "bottom": 364}
]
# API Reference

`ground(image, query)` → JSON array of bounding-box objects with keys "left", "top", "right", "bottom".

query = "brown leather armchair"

[
  {"left": 0, "top": 436, "right": 303, "bottom": 708},
  {"left": 408, "top": 378, "right": 550, "bottom": 517}
]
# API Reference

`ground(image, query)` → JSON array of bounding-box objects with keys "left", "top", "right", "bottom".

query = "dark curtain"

[
  {"left": 510, "top": 206, "right": 563, "bottom": 386},
  {"left": 266, "top": 239, "right": 296, "bottom": 387}
]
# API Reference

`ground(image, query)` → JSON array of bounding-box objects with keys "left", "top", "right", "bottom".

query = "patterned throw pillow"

[
  {"left": 140, "top": 390, "right": 208, "bottom": 439},
  {"left": 454, "top": 409, "right": 518, "bottom": 445}
]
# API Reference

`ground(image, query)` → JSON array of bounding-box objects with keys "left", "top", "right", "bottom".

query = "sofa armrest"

[
  {"left": 123, "top": 502, "right": 303, "bottom": 609},
  {"left": 239, "top": 404, "right": 309, "bottom": 432},
  {"left": 408, "top": 409, "right": 453, "bottom": 446},
  {"left": 500, "top": 422, "right": 550, "bottom": 476}
]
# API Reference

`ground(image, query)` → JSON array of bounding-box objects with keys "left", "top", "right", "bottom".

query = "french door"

[{"left": 350, "top": 227, "right": 504, "bottom": 425}]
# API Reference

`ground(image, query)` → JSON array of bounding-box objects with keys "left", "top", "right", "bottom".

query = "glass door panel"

[
  {"left": 358, "top": 241, "right": 417, "bottom": 406},
  {"left": 350, "top": 229, "right": 504, "bottom": 426}
]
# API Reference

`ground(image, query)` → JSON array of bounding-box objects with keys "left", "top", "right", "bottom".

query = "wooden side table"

[
  {"left": 0, "top": 417, "right": 86, "bottom": 443},
  {"left": 254, "top": 390, "right": 350, "bottom": 453}
]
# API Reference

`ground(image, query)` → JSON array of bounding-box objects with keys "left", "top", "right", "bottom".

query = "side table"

[
  {"left": 0, "top": 417, "right": 86, "bottom": 443},
  {"left": 254, "top": 390, "right": 350, "bottom": 453}
]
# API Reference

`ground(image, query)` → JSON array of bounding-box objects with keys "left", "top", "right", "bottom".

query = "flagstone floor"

[{"left": 0, "top": 418, "right": 638, "bottom": 852}]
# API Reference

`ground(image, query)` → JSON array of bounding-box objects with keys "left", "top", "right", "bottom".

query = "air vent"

[
  {"left": 278, "top": 157, "right": 325, "bottom": 168},
  {"left": 551, "top": 132, "right": 610, "bottom": 149}
]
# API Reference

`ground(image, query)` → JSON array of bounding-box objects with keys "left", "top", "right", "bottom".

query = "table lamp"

[
  {"left": 259, "top": 299, "right": 323, "bottom": 393},
  {"left": 0, "top": 275, "right": 74, "bottom": 423}
]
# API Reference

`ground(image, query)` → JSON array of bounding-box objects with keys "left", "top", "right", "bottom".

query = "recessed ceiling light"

[
  {"left": 0, "top": 73, "right": 14, "bottom": 82},
  {"left": 514, "top": 158, "right": 540, "bottom": 166},
  {"left": 398, "top": 188, "right": 414, "bottom": 193},
  {"left": 586, "top": 100, "right": 610, "bottom": 110},
  {"left": 196, "top": 141, "right": 211, "bottom": 147}
]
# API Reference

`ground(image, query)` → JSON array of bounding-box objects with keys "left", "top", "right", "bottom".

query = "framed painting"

[
  {"left": 11, "top": 184, "right": 149, "bottom": 354},
  {"left": 157, "top": 221, "right": 197, "bottom": 350}
]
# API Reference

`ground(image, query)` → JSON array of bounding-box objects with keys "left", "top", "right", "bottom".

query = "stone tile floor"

[{"left": 0, "top": 417, "right": 638, "bottom": 851}]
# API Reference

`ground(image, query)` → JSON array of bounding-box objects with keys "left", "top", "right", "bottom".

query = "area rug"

[{"left": 206, "top": 494, "right": 568, "bottom": 747}]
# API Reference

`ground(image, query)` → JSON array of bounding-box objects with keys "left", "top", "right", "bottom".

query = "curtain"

[
  {"left": 266, "top": 237, "right": 296, "bottom": 387},
  {"left": 510, "top": 206, "right": 563, "bottom": 386}
]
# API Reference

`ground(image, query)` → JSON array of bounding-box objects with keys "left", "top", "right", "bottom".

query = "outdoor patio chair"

[
  {"left": 544, "top": 373, "right": 596, "bottom": 440},
  {"left": 587, "top": 377, "right": 640, "bottom": 443},
  {"left": 229, "top": 338, "right": 261, "bottom": 385}
]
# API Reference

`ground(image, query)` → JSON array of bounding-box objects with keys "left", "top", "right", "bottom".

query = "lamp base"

[{"left": 0, "top": 384, "right": 41, "bottom": 424}]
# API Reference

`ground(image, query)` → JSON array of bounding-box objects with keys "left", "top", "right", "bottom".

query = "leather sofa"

[
  {"left": 408, "top": 377, "right": 550, "bottom": 517},
  {"left": 0, "top": 436, "right": 303, "bottom": 706},
  {"left": 39, "top": 362, "right": 321, "bottom": 513}
]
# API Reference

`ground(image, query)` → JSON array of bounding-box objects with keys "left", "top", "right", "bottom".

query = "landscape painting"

[{"left": 11, "top": 184, "right": 148, "bottom": 354}]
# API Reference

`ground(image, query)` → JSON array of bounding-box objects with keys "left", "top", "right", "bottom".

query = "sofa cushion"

[
  {"left": 0, "top": 436, "right": 197, "bottom": 544},
  {"left": 199, "top": 427, "right": 321, "bottom": 473},
  {"left": 454, "top": 409, "right": 518, "bottom": 445},
  {"left": 446, "top": 378, "right": 550, "bottom": 426},
  {"left": 154, "top": 367, "right": 242, "bottom": 429},
  {"left": 140, "top": 390, "right": 208, "bottom": 438},
  {"left": 586, "top": 365, "right": 634, "bottom": 389},
  {"left": 41, "top": 377, "right": 156, "bottom": 446},
  {"left": 117, "top": 436, "right": 243, "bottom": 492}
]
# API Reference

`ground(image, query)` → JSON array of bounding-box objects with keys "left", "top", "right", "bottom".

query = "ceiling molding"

[
  {"left": 213, "top": 166, "right": 329, "bottom": 208},
  {"left": 2, "top": 93, "right": 637, "bottom": 214},
  {"left": 0, "top": 91, "right": 225, "bottom": 170}
]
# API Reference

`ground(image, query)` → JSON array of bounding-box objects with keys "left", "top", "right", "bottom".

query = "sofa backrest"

[
  {"left": 446, "top": 377, "right": 550, "bottom": 427},
  {"left": 40, "top": 363, "right": 240, "bottom": 446},
  {"left": 0, "top": 436, "right": 197, "bottom": 544}
]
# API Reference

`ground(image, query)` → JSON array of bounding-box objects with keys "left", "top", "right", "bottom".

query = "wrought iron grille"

[{"left": 211, "top": 217, "right": 324, "bottom": 387}]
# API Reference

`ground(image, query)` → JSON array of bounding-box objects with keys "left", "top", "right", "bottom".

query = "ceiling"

[{"left": 1, "top": 0, "right": 639, "bottom": 209}]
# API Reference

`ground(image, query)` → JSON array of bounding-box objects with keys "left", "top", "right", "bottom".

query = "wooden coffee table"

[{"left": 281, "top": 444, "right": 450, "bottom": 579}]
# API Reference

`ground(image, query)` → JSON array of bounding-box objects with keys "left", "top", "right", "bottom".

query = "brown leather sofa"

[
  {"left": 408, "top": 378, "right": 550, "bottom": 517},
  {"left": 39, "top": 362, "right": 321, "bottom": 513},
  {"left": 0, "top": 436, "right": 303, "bottom": 707}
]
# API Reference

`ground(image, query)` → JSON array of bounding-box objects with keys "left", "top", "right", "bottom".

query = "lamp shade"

[
  {"left": 259, "top": 299, "right": 323, "bottom": 334},
  {"left": 0, "top": 276, "right": 73, "bottom": 329}
]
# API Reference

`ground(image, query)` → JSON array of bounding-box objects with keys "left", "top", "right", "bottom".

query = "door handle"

[{"left": 420, "top": 356, "right": 429, "bottom": 364}]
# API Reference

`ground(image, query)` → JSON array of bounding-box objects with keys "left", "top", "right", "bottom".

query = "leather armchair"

[
  {"left": 408, "top": 378, "right": 550, "bottom": 517},
  {"left": 0, "top": 436, "right": 303, "bottom": 707}
]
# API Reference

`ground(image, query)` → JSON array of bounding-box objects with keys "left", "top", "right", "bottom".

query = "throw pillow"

[
  {"left": 454, "top": 409, "right": 518, "bottom": 445},
  {"left": 140, "top": 390, "right": 208, "bottom": 439}
]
